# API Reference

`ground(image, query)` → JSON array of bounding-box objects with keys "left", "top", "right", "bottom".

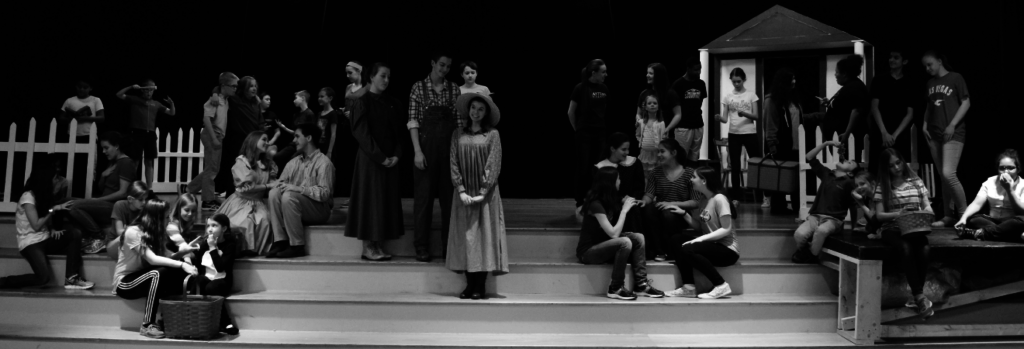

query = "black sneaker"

[
  {"left": 791, "top": 249, "right": 819, "bottom": 264},
  {"left": 606, "top": 285, "right": 637, "bottom": 300},
  {"left": 914, "top": 295, "right": 935, "bottom": 319},
  {"left": 202, "top": 201, "right": 220, "bottom": 211},
  {"left": 635, "top": 281, "right": 665, "bottom": 298}
]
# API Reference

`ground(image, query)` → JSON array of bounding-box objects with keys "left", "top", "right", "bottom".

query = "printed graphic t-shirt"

[
  {"left": 926, "top": 72, "right": 969, "bottom": 141},
  {"left": 671, "top": 76, "right": 708, "bottom": 129},
  {"left": 61, "top": 96, "right": 105, "bottom": 137},
  {"left": 571, "top": 82, "right": 609, "bottom": 130},
  {"left": 723, "top": 90, "right": 759, "bottom": 134}
]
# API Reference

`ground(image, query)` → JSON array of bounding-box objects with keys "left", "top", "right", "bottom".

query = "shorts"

[
  {"left": 127, "top": 129, "right": 158, "bottom": 160},
  {"left": 674, "top": 127, "right": 703, "bottom": 162}
]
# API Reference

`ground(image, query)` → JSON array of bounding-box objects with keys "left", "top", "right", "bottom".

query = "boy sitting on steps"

[{"left": 792, "top": 141, "right": 859, "bottom": 264}]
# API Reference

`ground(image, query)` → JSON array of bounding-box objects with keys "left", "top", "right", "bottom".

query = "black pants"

[
  {"left": 642, "top": 204, "right": 690, "bottom": 258},
  {"left": 0, "top": 229, "right": 83, "bottom": 288},
  {"left": 968, "top": 214, "right": 1024, "bottom": 243},
  {"left": 579, "top": 233, "right": 648, "bottom": 289},
  {"left": 413, "top": 113, "right": 455, "bottom": 255},
  {"left": 727, "top": 133, "right": 761, "bottom": 198},
  {"left": 880, "top": 230, "right": 929, "bottom": 296},
  {"left": 115, "top": 267, "right": 187, "bottom": 326},
  {"left": 668, "top": 234, "right": 738, "bottom": 286},
  {"left": 769, "top": 149, "right": 797, "bottom": 212},
  {"left": 188, "top": 276, "right": 235, "bottom": 329},
  {"left": 574, "top": 128, "right": 606, "bottom": 208}
]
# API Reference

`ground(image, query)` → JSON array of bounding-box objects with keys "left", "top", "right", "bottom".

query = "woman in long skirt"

[
  {"left": 345, "top": 62, "right": 405, "bottom": 261},
  {"left": 216, "top": 131, "right": 274, "bottom": 256},
  {"left": 447, "top": 92, "right": 508, "bottom": 300}
]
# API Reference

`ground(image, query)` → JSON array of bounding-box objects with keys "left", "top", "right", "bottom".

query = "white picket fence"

[
  {"left": 796, "top": 124, "right": 935, "bottom": 220},
  {"left": 0, "top": 118, "right": 204, "bottom": 213}
]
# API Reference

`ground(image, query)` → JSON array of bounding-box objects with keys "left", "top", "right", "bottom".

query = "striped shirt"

[
  {"left": 873, "top": 177, "right": 931, "bottom": 231},
  {"left": 407, "top": 76, "right": 463, "bottom": 129},
  {"left": 279, "top": 149, "right": 335, "bottom": 205},
  {"left": 645, "top": 166, "right": 700, "bottom": 203}
]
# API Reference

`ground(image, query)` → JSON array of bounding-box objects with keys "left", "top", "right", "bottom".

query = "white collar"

[{"left": 595, "top": 156, "right": 637, "bottom": 169}]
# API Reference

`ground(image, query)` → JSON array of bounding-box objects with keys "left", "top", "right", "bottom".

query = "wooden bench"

[{"left": 821, "top": 229, "right": 1024, "bottom": 345}]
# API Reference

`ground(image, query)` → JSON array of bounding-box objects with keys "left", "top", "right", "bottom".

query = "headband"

[{"left": 346, "top": 62, "right": 362, "bottom": 72}]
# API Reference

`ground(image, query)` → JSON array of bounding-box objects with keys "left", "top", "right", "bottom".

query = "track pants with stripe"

[{"left": 115, "top": 267, "right": 186, "bottom": 325}]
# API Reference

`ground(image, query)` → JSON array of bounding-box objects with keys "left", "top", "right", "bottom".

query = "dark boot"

[
  {"left": 459, "top": 273, "right": 473, "bottom": 299},
  {"left": 472, "top": 272, "right": 488, "bottom": 300}
]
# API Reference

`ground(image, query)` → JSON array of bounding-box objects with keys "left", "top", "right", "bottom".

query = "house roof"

[{"left": 702, "top": 5, "right": 866, "bottom": 54}]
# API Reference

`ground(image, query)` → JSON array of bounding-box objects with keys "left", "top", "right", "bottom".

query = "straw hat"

[{"left": 456, "top": 93, "right": 500, "bottom": 127}]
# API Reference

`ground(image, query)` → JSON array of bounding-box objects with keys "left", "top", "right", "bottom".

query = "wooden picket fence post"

[
  {"left": 797, "top": 124, "right": 932, "bottom": 221},
  {"left": 1, "top": 118, "right": 203, "bottom": 213}
]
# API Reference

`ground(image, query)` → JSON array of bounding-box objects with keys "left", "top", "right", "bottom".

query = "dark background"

[{"left": 5, "top": 0, "right": 1022, "bottom": 200}]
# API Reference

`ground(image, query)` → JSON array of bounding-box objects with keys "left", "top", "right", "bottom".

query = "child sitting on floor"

[{"left": 792, "top": 141, "right": 859, "bottom": 264}]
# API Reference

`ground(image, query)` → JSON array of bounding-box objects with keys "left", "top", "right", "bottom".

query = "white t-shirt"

[
  {"left": 61, "top": 96, "right": 104, "bottom": 137},
  {"left": 460, "top": 84, "right": 491, "bottom": 96},
  {"left": 980, "top": 175, "right": 1024, "bottom": 219},
  {"left": 15, "top": 191, "right": 49, "bottom": 251},
  {"left": 696, "top": 194, "right": 739, "bottom": 253},
  {"left": 113, "top": 226, "right": 147, "bottom": 291},
  {"left": 201, "top": 249, "right": 226, "bottom": 281},
  {"left": 722, "top": 90, "right": 758, "bottom": 135}
]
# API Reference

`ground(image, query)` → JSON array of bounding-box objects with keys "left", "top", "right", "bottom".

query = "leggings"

[
  {"left": 881, "top": 230, "right": 930, "bottom": 296},
  {"left": 727, "top": 133, "right": 761, "bottom": 197},
  {"left": 643, "top": 204, "right": 690, "bottom": 258},
  {"left": 188, "top": 276, "right": 235, "bottom": 328},
  {"left": 668, "top": 234, "right": 739, "bottom": 286},
  {"left": 0, "top": 229, "right": 83, "bottom": 288},
  {"left": 116, "top": 267, "right": 186, "bottom": 326},
  {"left": 968, "top": 214, "right": 1024, "bottom": 242}
]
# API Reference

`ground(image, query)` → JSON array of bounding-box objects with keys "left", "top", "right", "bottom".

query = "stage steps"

[{"left": 0, "top": 200, "right": 859, "bottom": 347}]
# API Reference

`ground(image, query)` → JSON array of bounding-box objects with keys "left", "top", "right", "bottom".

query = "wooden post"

[
  {"left": 798, "top": 125, "right": 808, "bottom": 219},
  {"left": 3, "top": 123, "right": 16, "bottom": 205},
  {"left": 84, "top": 123, "right": 97, "bottom": 199},
  {"left": 176, "top": 128, "right": 184, "bottom": 185},
  {"left": 25, "top": 118, "right": 37, "bottom": 183}
]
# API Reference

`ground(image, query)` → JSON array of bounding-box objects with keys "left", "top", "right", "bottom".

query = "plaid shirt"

[
  {"left": 279, "top": 149, "right": 335, "bottom": 204},
  {"left": 407, "top": 76, "right": 463, "bottom": 129}
]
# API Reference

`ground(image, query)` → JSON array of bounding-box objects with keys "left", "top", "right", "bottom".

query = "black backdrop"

[{"left": 6, "top": 0, "right": 1022, "bottom": 199}]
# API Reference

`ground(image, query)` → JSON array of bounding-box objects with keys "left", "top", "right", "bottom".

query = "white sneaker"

[
  {"left": 665, "top": 285, "right": 696, "bottom": 298},
  {"left": 698, "top": 282, "right": 732, "bottom": 299},
  {"left": 761, "top": 196, "right": 771, "bottom": 208}
]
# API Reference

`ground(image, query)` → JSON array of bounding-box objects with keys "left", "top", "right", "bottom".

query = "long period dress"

[
  {"left": 345, "top": 90, "right": 405, "bottom": 241},
  {"left": 446, "top": 128, "right": 508, "bottom": 274},
  {"left": 216, "top": 156, "right": 273, "bottom": 254}
]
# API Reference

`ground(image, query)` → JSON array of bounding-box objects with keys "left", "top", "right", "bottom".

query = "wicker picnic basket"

[
  {"left": 895, "top": 211, "right": 934, "bottom": 235},
  {"left": 160, "top": 275, "right": 224, "bottom": 339}
]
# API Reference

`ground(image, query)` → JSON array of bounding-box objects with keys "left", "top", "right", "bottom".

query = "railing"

[
  {"left": 0, "top": 118, "right": 204, "bottom": 213},
  {"left": 797, "top": 124, "right": 935, "bottom": 220}
]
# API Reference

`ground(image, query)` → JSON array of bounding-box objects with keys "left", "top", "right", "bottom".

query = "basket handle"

[{"left": 181, "top": 274, "right": 203, "bottom": 301}]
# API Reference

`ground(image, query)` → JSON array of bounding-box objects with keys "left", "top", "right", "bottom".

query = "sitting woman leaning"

[{"left": 576, "top": 167, "right": 665, "bottom": 300}]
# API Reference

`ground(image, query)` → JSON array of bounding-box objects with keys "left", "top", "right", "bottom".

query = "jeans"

[
  {"left": 968, "top": 214, "right": 1024, "bottom": 243},
  {"left": 186, "top": 131, "right": 222, "bottom": 202},
  {"left": 794, "top": 214, "right": 843, "bottom": 256},
  {"left": 880, "top": 230, "right": 929, "bottom": 296},
  {"left": 68, "top": 199, "right": 115, "bottom": 237},
  {"left": 0, "top": 229, "right": 83, "bottom": 288},
  {"left": 668, "top": 234, "right": 738, "bottom": 286},
  {"left": 926, "top": 138, "right": 966, "bottom": 219},
  {"left": 413, "top": 113, "right": 455, "bottom": 254},
  {"left": 727, "top": 133, "right": 761, "bottom": 197},
  {"left": 579, "top": 233, "right": 648, "bottom": 288},
  {"left": 268, "top": 187, "right": 331, "bottom": 246},
  {"left": 574, "top": 128, "right": 605, "bottom": 207},
  {"left": 642, "top": 204, "right": 690, "bottom": 258}
]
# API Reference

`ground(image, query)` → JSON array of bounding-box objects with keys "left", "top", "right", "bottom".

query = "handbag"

[{"left": 160, "top": 275, "right": 225, "bottom": 339}]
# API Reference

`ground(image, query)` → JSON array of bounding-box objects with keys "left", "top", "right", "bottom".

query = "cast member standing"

[
  {"left": 319, "top": 87, "right": 356, "bottom": 198},
  {"left": 344, "top": 61, "right": 367, "bottom": 118},
  {"left": 346, "top": 63, "right": 405, "bottom": 261},
  {"left": 670, "top": 57, "right": 707, "bottom": 164},
  {"left": 569, "top": 59, "right": 610, "bottom": 222},
  {"left": 869, "top": 50, "right": 916, "bottom": 174},
  {"left": 217, "top": 76, "right": 263, "bottom": 197},
  {"left": 922, "top": 50, "right": 970, "bottom": 227},
  {"left": 408, "top": 53, "right": 462, "bottom": 262},
  {"left": 185, "top": 72, "right": 238, "bottom": 211},
  {"left": 819, "top": 55, "right": 869, "bottom": 161},
  {"left": 59, "top": 80, "right": 105, "bottom": 197},
  {"left": 447, "top": 93, "right": 507, "bottom": 299},
  {"left": 116, "top": 80, "right": 175, "bottom": 188},
  {"left": 715, "top": 68, "right": 760, "bottom": 198},
  {"left": 459, "top": 61, "right": 492, "bottom": 96},
  {"left": 274, "top": 90, "right": 315, "bottom": 170},
  {"left": 763, "top": 69, "right": 803, "bottom": 214}
]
